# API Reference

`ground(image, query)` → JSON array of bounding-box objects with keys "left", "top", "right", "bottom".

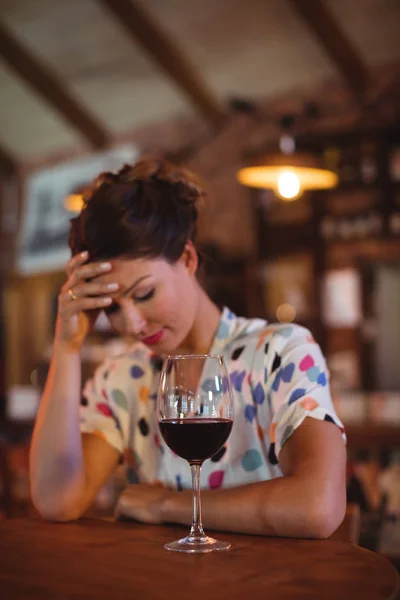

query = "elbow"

[
  {"left": 37, "top": 504, "right": 81, "bottom": 523},
  {"left": 307, "top": 496, "right": 347, "bottom": 539},
  {"left": 31, "top": 487, "right": 84, "bottom": 523},
  {"left": 34, "top": 499, "right": 83, "bottom": 523},
  {"left": 29, "top": 466, "right": 88, "bottom": 523}
]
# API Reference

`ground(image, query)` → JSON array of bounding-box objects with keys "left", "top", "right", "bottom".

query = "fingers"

[
  {"left": 75, "top": 261, "right": 113, "bottom": 283},
  {"left": 68, "top": 280, "right": 119, "bottom": 299},
  {"left": 58, "top": 291, "right": 113, "bottom": 317},
  {"left": 66, "top": 250, "right": 112, "bottom": 281},
  {"left": 66, "top": 251, "right": 89, "bottom": 277},
  {"left": 58, "top": 252, "right": 116, "bottom": 346},
  {"left": 66, "top": 252, "right": 116, "bottom": 291},
  {"left": 62, "top": 252, "right": 118, "bottom": 316},
  {"left": 67, "top": 261, "right": 113, "bottom": 289}
]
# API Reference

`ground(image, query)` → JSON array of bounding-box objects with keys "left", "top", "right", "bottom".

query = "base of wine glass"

[{"left": 164, "top": 534, "right": 231, "bottom": 553}]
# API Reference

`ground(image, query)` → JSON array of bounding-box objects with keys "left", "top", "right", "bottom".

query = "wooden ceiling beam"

[
  {"left": 369, "top": 73, "right": 400, "bottom": 110},
  {"left": 285, "top": 0, "right": 369, "bottom": 101},
  {"left": 0, "top": 21, "right": 109, "bottom": 149},
  {"left": 98, "top": 0, "right": 225, "bottom": 128}
]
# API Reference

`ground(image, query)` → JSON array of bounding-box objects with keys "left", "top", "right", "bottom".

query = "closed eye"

[
  {"left": 135, "top": 289, "right": 155, "bottom": 303},
  {"left": 104, "top": 289, "right": 155, "bottom": 314}
]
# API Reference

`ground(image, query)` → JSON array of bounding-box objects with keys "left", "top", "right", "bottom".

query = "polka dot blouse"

[{"left": 80, "top": 307, "right": 346, "bottom": 490}]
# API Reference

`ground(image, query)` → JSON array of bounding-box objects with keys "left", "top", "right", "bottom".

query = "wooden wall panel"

[{"left": 3, "top": 272, "right": 64, "bottom": 386}]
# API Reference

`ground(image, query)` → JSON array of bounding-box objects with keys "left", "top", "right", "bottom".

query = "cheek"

[
  {"left": 150, "top": 288, "right": 177, "bottom": 321},
  {"left": 152, "top": 277, "right": 195, "bottom": 324}
]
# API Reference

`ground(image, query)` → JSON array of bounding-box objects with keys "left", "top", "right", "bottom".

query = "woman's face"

[{"left": 94, "top": 247, "right": 199, "bottom": 353}]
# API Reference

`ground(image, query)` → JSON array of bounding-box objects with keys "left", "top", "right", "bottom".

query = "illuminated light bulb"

[
  {"left": 276, "top": 171, "right": 301, "bottom": 200},
  {"left": 276, "top": 303, "right": 296, "bottom": 323}
]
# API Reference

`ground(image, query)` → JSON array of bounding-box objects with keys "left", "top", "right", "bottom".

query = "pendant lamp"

[{"left": 237, "top": 135, "right": 338, "bottom": 200}]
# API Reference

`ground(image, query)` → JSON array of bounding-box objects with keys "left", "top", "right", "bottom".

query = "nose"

[{"left": 120, "top": 300, "right": 146, "bottom": 336}]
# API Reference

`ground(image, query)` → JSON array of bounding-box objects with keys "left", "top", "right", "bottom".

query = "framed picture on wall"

[{"left": 17, "top": 144, "right": 139, "bottom": 274}]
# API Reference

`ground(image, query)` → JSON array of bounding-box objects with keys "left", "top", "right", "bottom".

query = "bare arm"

[
  {"left": 117, "top": 418, "right": 347, "bottom": 539},
  {"left": 29, "top": 252, "right": 120, "bottom": 520},
  {"left": 30, "top": 342, "right": 85, "bottom": 519},
  {"left": 29, "top": 343, "right": 120, "bottom": 520}
]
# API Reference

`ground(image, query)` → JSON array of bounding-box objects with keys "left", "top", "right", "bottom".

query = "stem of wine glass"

[{"left": 189, "top": 463, "right": 205, "bottom": 539}]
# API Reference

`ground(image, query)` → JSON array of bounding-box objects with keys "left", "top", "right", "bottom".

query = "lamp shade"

[{"left": 237, "top": 152, "right": 338, "bottom": 199}]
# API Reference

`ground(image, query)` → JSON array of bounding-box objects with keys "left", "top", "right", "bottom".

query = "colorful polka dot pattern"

[
  {"left": 242, "top": 449, "right": 263, "bottom": 472},
  {"left": 211, "top": 446, "right": 227, "bottom": 462},
  {"left": 79, "top": 307, "right": 345, "bottom": 492},
  {"left": 96, "top": 403, "right": 112, "bottom": 417},
  {"left": 244, "top": 404, "right": 257, "bottom": 423},
  {"left": 301, "top": 397, "right": 319, "bottom": 411},
  {"left": 139, "top": 385, "right": 149, "bottom": 404},
  {"left": 289, "top": 388, "right": 306, "bottom": 405},
  {"left": 299, "top": 354, "right": 327, "bottom": 386},
  {"left": 253, "top": 383, "right": 265, "bottom": 405},
  {"left": 111, "top": 389, "right": 128, "bottom": 411},
  {"left": 138, "top": 417, "right": 149, "bottom": 436},
  {"left": 230, "top": 370, "right": 246, "bottom": 392},
  {"left": 209, "top": 470, "right": 225, "bottom": 489},
  {"left": 130, "top": 365, "right": 144, "bottom": 379}
]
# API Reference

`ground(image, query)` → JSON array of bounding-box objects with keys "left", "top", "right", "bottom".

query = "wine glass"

[{"left": 158, "top": 354, "right": 234, "bottom": 553}]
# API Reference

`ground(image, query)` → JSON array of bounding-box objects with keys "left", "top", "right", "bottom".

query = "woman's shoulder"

[
  {"left": 228, "top": 318, "right": 315, "bottom": 353},
  {"left": 225, "top": 318, "right": 319, "bottom": 376}
]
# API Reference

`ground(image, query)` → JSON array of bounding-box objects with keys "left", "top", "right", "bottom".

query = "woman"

[{"left": 30, "top": 158, "right": 346, "bottom": 538}]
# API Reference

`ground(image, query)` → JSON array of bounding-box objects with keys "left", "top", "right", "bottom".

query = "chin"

[
  {"left": 157, "top": 343, "right": 178, "bottom": 355},
  {"left": 146, "top": 334, "right": 174, "bottom": 355},
  {"left": 157, "top": 337, "right": 183, "bottom": 356},
  {"left": 153, "top": 326, "right": 190, "bottom": 355}
]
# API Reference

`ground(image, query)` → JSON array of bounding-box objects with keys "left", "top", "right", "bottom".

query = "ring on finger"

[{"left": 68, "top": 288, "right": 78, "bottom": 301}]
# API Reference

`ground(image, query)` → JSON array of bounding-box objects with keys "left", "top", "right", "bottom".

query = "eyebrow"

[{"left": 122, "top": 275, "right": 152, "bottom": 297}]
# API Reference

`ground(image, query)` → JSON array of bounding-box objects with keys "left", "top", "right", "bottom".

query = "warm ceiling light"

[
  {"left": 237, "top": 151, "right": 338, "bottom": 199},
  {"left": 276, "top": 303, "right": 296, "bottom": 323},
  {"left": 64, "top": 193, "right": 84, "bottom": 213},
  {"left": 277, "top": 171, "right": 301, "bottom": 200}
]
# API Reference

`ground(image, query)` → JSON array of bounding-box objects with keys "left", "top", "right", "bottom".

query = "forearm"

[
  {"left": 29, "top": 341, "right": 86, "bottom": 518},
  {"left": 161, "top": 474, "right": 343, "bottom": 539}
]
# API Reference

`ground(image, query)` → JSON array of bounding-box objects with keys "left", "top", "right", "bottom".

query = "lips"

[{"left": 141, "top": 330, "right": 164, "bottom": 345}]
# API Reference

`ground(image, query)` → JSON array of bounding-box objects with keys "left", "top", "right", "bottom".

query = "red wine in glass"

[
  {"left": 159, "top": 418, "right": 233, "bottom": 463},
  {"left": 158, "top": 354, "right": 234, "bottom": 553}
]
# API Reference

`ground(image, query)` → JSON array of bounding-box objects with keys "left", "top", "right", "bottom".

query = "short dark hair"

[{"left": 69, "top": 157, "right": 205, "bottom": 263}]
